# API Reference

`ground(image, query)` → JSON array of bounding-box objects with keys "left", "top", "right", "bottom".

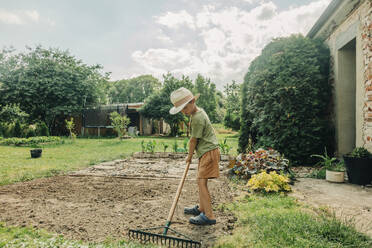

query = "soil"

[
  {"left": 0, "top": 153, "right": 236, "bottom": 247},
  {"left": 1, "top": 155, "right": 372, "bottom": 247}
]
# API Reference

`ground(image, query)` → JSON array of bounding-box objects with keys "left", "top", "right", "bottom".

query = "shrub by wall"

[{"left": 239, "top": 35, "right": 334, "bottom": 165}]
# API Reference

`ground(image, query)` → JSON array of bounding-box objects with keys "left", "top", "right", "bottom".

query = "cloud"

[
  {"left": 130, "top": 0, "right": 331, "bottom": 88},
  {"left": 0, "top": 9, "right": 40, "bottom": 25},
  {"left": 155, "top": 10, "right": 195, "bottom": 29},
  {"left": 256, "top": 2, "right": 277, "bottom": 20}
]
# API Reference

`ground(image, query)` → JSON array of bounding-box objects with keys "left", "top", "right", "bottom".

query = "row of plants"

[
  {"left": 0, "top": 136, "right": 62, "bottom": 146},
  {"left": 139, "top": 138, "right": 233, "bottom": 154},
  {"left": 140, "top": 139, "right": 189, "bottom": 153}
]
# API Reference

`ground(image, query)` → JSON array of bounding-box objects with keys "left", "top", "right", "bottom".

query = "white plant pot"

[{"left": 326, "top": 170, "right": 345, "bottom": 183}]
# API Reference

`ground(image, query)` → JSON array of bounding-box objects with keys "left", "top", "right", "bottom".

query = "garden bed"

[{"left": 0, "top": 155, "right": 235, "bottom": 247}]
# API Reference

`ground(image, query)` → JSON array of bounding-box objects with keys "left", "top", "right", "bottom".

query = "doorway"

[{"left": 337, "top": 38, "right": 356, "bottom": 154}]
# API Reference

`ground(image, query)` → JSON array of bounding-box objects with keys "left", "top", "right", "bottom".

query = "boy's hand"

[
  {"left": 186, "top": 155, "right": 192, "bottom": 164},
  {"left": 187, "top": 137, "right": 197, "bottom": 164}
]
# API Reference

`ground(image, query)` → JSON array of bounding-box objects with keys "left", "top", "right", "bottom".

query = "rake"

[{"left": 128, "top": 161, "right": 201, "bottom": 247}]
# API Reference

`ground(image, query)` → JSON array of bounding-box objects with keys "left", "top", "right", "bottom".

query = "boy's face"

[{"left": 181, "top": 100, "right": 195, "bottom": 116}]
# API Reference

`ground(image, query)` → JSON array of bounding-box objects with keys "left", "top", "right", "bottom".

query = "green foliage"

[
  {"left": 172, "top": 140, "right": 178, "bottom": 153},
  {"left": 350, "top": 147, "right": 372, "bottom": 158},
  {"left": 239, "top": 35, "right": 334, "bottom": 165},
  {"left": 109, "top": 112, "right": 130, "bottom": 138},
  {"left": 219, "top": 138, "right": 232, "bottom": 154},
  {"left": 231, "top": 148, "right": 290, "bottom": 180},
  {"left": 141, "top": 140, "right": 146, "bottom": 152},
  {"left": 25, "top": 126, "right": 36, "bottom": 138},
  {"left": 194, "top": 74, "right": 220, "bottom": 123},
  {"left": 307, "top": 167, "right": 326, "bottom": 179},
  {"left": 0, "top": 46, "right": 108, "bottom": 134},
  {"left": 183, "top": 138, "right": 188, "bottom": 153},
  {"left": 161, "top": 142, "right": 169, "bottom": 153},
  {"left": 13, "top": 120, "right": 23, "bottom": 138},
  {"left": 106, "top": 75, "right": 161, "bottom": 103},
  {"left": 0, "top": 136, "right": 62, "bottom": 146},
  {"left": 0, "top": 104, "right": 29, "bottom": 124},
  {"left": 146, "top": 140, "right": 156, "bottom": 154},
  {"left": 36, "top": 122, "right": 50, "bottom": 136},
  {"left": 223, "top": 81, "right": 241, "bottom": 131},
  {"left": 140, "top": 140, "right": 157, "bottom": 153},
  {"left": 216, "top": 195, "right": 372, "bottom": 247},
  {"left": 65, "top": 117, "right": 76, "bottom": 139},
  {"left": 140, "top": 73, "right": 193, "bottom": 136},
  {"left": 311, "top": 148, "right": 345, "bottom": 172},
  {"left": 311, "top": 148, "right": 336, "bottom": 168}
]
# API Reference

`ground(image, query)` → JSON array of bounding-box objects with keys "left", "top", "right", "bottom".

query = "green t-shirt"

[{"left": 191, "top": 108, "right": 219, "bottom": 158}]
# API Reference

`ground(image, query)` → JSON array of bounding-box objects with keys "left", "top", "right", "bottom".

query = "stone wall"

[
  {"left": 325, "top": 0, "right": 372, "bottom": 153},
  {"left": 361, "top": 0, "right": 372, "bottom": 150}
]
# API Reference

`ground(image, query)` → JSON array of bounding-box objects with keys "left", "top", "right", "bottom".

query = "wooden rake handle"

[{"left": 166, "top": 161, "right": 191, "bottom": 223}]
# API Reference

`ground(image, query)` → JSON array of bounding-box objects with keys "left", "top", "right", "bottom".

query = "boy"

[{"left": 169, "top": 87, "right": 220, "bottom": 225}]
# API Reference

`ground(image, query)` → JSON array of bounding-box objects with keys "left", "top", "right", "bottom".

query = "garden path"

[{"left": 291, "top": 178, "right": 372, "bottom": 237}]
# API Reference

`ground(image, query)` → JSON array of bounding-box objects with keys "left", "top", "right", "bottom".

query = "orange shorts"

[{"left": 197, "top": 148, "right": 220, "bottom": 179}]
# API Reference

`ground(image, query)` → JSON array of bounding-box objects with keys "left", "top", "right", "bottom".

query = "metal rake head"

[{"left": 128, "top": 229, "right": 201, "bottom": 248}]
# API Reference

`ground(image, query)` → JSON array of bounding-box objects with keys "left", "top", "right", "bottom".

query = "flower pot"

[
  {"left": 325, "top": 170, "right": 344, "bottom": 183},
  {"left": 343, "top": 156, "right": 372, "bottom": 185},
  {"left": 30, "top": 149, "right": 42, "bottom": 158}
]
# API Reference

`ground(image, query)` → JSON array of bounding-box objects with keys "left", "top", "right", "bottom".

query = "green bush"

[
  {"left": 0, "top": 136, "right": 61, "bottom": 146},
  {"left": 13, "top": 121, "right": 23, "bottom": 138},
  {"left": 239, "top": 35, "right": 334, "bottom": 165},
  {"left": 350, "top": 147, "right": 372, "bottom": 158},
  {"left": 25, "top": 127, "right": 36, "bottom": 138},
  {"left": 36, "top": 122, "right": 50, "bottom": 136}
]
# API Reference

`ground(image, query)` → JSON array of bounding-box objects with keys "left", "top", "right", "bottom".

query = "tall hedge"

[{"left": 239, "top": 35, "right": 334, "bottom": 165}]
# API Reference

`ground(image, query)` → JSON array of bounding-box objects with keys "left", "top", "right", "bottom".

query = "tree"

[
  {"left": 65, "top": 117, "right": 76, "bottom": 139},
  {"left": 109, "top": 111, "right": 130, "bottom": 138},
  {"left": 140, "top": 73, "right": 193, "bottom": 136},
  {"left": 107, "top": 75, "right": 160, "bottom": 103},
  {"left": 194, "top": 74, "right": 219, "bottom": 123},
  {"left": 0, "top": 46, "right": 109, "bottom": 134},
  {"left": 223, "top": 80, "right": 241, "bottom": 131},
  {"left": 239, "top": 35, "right": 333, "bottom": 165},
  {"left": 0, "top": 104, "right": 29, "bottom": 124}
]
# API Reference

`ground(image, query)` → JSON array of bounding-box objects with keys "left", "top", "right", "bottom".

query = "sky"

[{"left": 0, "top": 0, "right": 331, "bottom": 89}]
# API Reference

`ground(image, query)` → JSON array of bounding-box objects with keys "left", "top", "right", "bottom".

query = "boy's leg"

[{"left": 198, "top": 178, "right": 214, "bottom": 220}]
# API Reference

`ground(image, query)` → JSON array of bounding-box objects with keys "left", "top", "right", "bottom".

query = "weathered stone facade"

[
  {"left": 310, "top": 0, "right": 372, "bottom": 154},
  {"left": 361, "top": 1, "right": 372, "bottom": 150}
]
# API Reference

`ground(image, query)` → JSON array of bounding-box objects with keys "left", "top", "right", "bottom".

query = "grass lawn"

[
  {"left": 0, "top": 222, "right": 156, "bottom": 248},
  {"left": 215, "top": 194, "right": 372, "bottom": 248},
  {"left": 0, "top": 130, "right": 238, "bottom": 186}
]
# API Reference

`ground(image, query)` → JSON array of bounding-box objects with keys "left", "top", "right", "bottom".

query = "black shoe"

[
  {"left": 189, "top": 213, "right": 216, "bottom": 225},
  {"left": 184, "top": 205, "right": 201, "bottom": 215}
]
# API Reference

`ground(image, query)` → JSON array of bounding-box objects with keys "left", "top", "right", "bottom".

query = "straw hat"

[{"left": 169, "top": 87, "right": 200, "bottom": 115}]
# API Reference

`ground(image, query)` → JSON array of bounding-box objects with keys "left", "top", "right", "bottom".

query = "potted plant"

[
  {"left": 324, "top": 161, "right": 345, "bottom": 183},
  {"left": 343, "top": 147, "right": 372, "bottom": 185},
  {"left": 30, "top": 148, "right": 42, "bottom": 158},
  {"left": 311, "top": 149, "right": 345, "bottom": 183}
]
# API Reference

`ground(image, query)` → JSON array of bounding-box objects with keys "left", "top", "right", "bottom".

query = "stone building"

[{"left": 308, "top": 0, "right": 372, "bottom": 154}]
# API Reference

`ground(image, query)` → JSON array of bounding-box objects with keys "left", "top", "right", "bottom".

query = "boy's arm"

[{"left": 186, "top": 137, "right": 197, "bottom": 163}]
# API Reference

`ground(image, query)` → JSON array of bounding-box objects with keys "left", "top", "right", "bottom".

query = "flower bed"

[{"left": 229, "top": 148, "right": 290, "bottom": 180}]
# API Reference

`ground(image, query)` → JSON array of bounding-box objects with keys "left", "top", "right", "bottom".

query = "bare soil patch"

[{"left": 0, "top": 153, "right": 235, "bottom": 247}]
